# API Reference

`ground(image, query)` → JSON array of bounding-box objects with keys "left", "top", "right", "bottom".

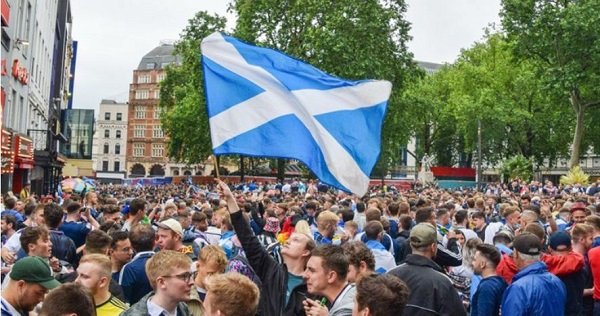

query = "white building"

[{"left": 92, "top": 99, "right": 128, "bottom": 183}]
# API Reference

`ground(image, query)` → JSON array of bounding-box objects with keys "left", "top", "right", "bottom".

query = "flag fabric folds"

[{"left": 201, "top": 32, "right": 392, "bottom": 196}]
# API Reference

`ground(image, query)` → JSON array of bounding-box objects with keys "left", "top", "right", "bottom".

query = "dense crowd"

[{"left": 1, "top": 177, "right": 600, "bottom": 316}]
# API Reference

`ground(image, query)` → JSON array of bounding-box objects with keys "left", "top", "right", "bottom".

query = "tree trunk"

[
  {"left": 240, "top": 156, "right": 245, "bottom": 182},
  {"left": 277, "top": 158, "right": 286, "bottom": 182},
  {"left": 569, "top": 92, "right": 585, "bottom": 168}
]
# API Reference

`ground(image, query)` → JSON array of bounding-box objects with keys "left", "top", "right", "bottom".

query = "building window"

[
  {"left": 154, "top": 108, "right": 162, "bottom": 119},
  {"left": 115, "top": 144, "right": 121, "bottom": 155},
  {"left": 104, "top": 112, "right": 110, "bottom": 120},
  {"left": 157, "top": 73, "right": 166, "bottom": 82},
  {"left": 116, "top": 130, "right": 121, "bottom": 139},
  {"left": 104, "top": 129, "right": 109, "bottom": 138},
  {"left": 135, "top": 90, "right": 149, "bottom": 100},
  {"left": 134, "top": 125, "right": 144, "bottom": 138},
  {"left": 103, "top": 143, "right": 109, "bottom": 154},
  {"left": 102, "top": 160, "right": 109, "bottom": 171},
  {"left": 152, "top": 144, "right": 164, "bottom": 157},
  {"left": 146, "top": 63, "right": 155, "bottom": 69},
  {"left": 154, "top": 90, "right": 160, "bottom": 99},
  {"left": 133, "top": 143, "right": 145, "bottom": 157},
  {"left": 138, "top": 75, "right": 150, "bottom": 84},
  {"left": 114, "top": 161, "right": 120, "bottom": 172},
  {"left": 135, "top": 106, "right": 146, "bottom": 119},
  {"left": 116, "top": 113, "right": 122, "bottom": 121},
  {"left": 153, "top": 126, "right": 164, "bottom": 138}
]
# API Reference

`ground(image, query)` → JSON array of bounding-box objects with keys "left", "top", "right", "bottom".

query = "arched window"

[
  {"left": 115, "top": 144, "right": 121, "bottom": 155},
  {"left": 103, "top": 143, "right": 109, "bottom": 154}
]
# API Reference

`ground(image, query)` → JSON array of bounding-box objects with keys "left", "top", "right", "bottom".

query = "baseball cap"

[
  {"left": 9, "top": 256, "right": 60, "bottom": 289},
  {"left": 409, "top": 223, "right": 437, "bottom": 247},
  {"left": 156, "top": 218, "right": 183, "bottom": 238},
  {"left": 513, "top": 233, "right": 542, "bottom": 255},
  {"left": 570, "top": 202, "right": 587, "bottom": 213},
  {"left": 549, "top": 231, "right": 572, "bottom": 251}
]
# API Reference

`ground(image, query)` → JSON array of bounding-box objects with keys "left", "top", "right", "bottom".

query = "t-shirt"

[
  {"left": 471, "top": 276, "right": 507, "bottom": 316},
  {"left": 286, "top": 273, "right": 304, "bottom": 304},
  {"left": 96, "top": 295, "right": 128, "bottom": 316},
  {"left": 60, "top": 220, "right": 91, "bottom": 248}
]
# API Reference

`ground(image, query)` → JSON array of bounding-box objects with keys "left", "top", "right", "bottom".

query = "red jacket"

[
  {"left": 496, "top": 251, "right": 584, "bottom": 284},
  {"left": 589, "top": 246, "right": 600, "bottom": 300}
]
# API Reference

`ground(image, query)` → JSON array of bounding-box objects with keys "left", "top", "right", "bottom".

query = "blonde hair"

[
  {"left": 572, "top": 223, "right": 594, "bottom": 242},
  {"left": 79, "top": 254, "right": 111, "bottom": 278},
  {"left": 317, "top": 210, "right": 339, "bottom": 226},
  {"left": 198, "top": 245, "right": 228, "bottom": 273},
  {"left": 145, "top": 250, "right": 192, "bottom": 289},
  {"left": 205, "top": 273, "right": 260, "bottom": 316},
  {"left": 294, "top": 220, "right": 314, "bottom": 240}
]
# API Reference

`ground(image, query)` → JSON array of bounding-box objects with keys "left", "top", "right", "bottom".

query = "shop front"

[
  {"left": 1, "top": 128, "right": 14, "bottom": 193},
  {"left": 12, "top": 135, "right": 33, "bottom": 194}
]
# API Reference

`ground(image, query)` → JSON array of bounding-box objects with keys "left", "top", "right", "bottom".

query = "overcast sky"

[{"left": 70, "top": 0, "right": 501, "bottom": 112}]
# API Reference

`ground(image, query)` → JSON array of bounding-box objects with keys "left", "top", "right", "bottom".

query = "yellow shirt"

[{"left": 96, "top": 295, "right": 128, "bottom": 316}]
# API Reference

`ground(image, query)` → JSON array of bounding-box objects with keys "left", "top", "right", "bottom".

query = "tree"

[
  {"left": 501, "top": 155, "right": 533, "bottom": 182},
  {"left": 231, "top": 0, "right": 419, "bottom": 178},
  {"left": 501, "top": 0, "right": 600, "bottom": 167},
  {"left": 159, "top": 12, "right": 227, "bottom": 164}
]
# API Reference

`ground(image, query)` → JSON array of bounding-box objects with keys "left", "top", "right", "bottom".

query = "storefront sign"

[
  {"left": 1, "top": 0, "right": 9, "bottom": 27},
  {"left": 1, "top": 129, "right": 14, "bottom": 174},
  {"left": 11, "top": 59, "right": 28, "bottom": 85},
  {"left": 15, "top": 135, "right": 33, "bottom": 159}
]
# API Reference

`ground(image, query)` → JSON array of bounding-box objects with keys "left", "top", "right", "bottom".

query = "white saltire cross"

[{"left": 202, "top": 32, "right": 392, "bottom": 196}]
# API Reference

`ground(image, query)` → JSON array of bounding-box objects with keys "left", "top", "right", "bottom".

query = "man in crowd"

[
  {"left": 84, "top": 191, "right": 100, "bottom": 219},
  {"left": 362, "top": 221, "right": 395, "bottom": 273},
  {"left": 589, "top": 235, "right": 600, "bottom": 314},
  {"left": 1, "top": 215, "right": 17, "bottom": 245},
  {"left": 472, "top": 211, "right": 487, "bottom": 241},
  {"left": 122, "top": 250, "right": 193, "bottom": 316},
  {"left": 119, "top": 224, "right": 155, "bottom": 303},
  {"left": 187, "top": 245, "right": 228, "bottom": 315},
  {"left": 43, "top": 203, "right": 77, "bottom": 265},
  {"left": 1, "top": 256, "right": 60, "bottom": 315},
  {"left": 1, "top": 197, "right": 24, "bottom": 224},
  {"left": 470, "top": 244, "right": 506, "bottom": 316},
  {"left": 501, "top": 233, "right": 566, "bottom": 315},
  {"left": 314, "top": 211, "right": 338, "bottom": 245},
  {"left": 156, "top": 218, "right": 195, "bottom": 259},
  {"left": 453, "top": 210, "right": 478, "bottom": 241},
  {"left": 109, "top": 231, "right": 133, "bottom": 281},
  {"left": 203, "top": 273, "right": 260, "bottom": 316},
  {"left": 303, "top": 245, "right": 355, "bottom": 316},
  {"left": 218, "top": 179, "right": 315, "bottom": 316},
  {"left": 60, "top": 202, "right": 98, "bottom": 248},
  {"left": 352, "top": 274, "right": 409, "bottom": 316},
  {"left": 121, "top": 198, "right": 146, "bottom": 232},
  {"left": 388, "top": 223, "right": 466, "bottom": 316},
  {"left": 76, "top": 254, "right": 129, "bottom": 315},
  {"left": 38, "top": 283, "right": 96, "bottom": 316},
  {"left": 548, "top": 231, "right": 586, "bottom": 316},
  {"left": 341, "top": 241, "right": 375, "bottom": 283}
]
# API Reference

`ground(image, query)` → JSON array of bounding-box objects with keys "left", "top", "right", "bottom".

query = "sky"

[{"left": 70, "top": 0, "right": 501, "bottom": 112}]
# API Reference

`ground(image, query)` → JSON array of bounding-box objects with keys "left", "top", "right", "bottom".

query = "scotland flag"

[{"left": 201, "top": 32, "right": 392, "bottom": 196}]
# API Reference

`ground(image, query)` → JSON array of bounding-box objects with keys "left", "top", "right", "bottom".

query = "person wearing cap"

[
  {"left": 387, "top": 223, "right": 466, "bottom": 316},
  {"left": 1, "top": 256, "right": 60, "bottom": 315},
  {"left": 156, "top": 218, "right": 195, "bottom": 260},
  {"left": 548, "top": 231, "right": 586, "bottom": 316},
  {"left": 501, "top": 233, "right": 566, "bottom": 316}
]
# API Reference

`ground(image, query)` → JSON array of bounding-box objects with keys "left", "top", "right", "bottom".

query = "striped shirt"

[{"left": 96, "top": 295, "right": 128, "bottom": 316}]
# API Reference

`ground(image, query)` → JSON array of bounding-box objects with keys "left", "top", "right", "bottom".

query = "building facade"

[
  {"left": 1, "top": 0, "right": 73, "bottom": 195},
  {"left": 60, "top": 108, "right": 93, "bottom": 177},
  {"left": 126, "top": 43, "right": 199, "bottom": 178},
  {"left": 92, "top": 99, "right": 127, "bottom": 183}
]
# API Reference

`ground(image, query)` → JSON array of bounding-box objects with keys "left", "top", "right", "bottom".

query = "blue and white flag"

[{"left": 201, "top": 32, "right": 392, "bottom": 196}]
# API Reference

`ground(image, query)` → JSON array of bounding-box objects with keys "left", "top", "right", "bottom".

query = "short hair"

[
  {"left": 38, "top": 283, "right": 96, "bottom": 316},
  {"left": 521, "top": 210, "right": 538, "bottom": 222},
  {"left": 355, "top": 202, "right": 366, "bottom": 213},
  {"left": 145, "top": 250, "right": 192, "bottom": 289},
  {"left": 129, "top": 224, "right": 155, "bottom": 252},
  {"left": 198, "top": 245, "right": 228, "bottom": 273},
  {"left": 204, "top": 273, "right": 260, "bottom": 316},
  {"left": 311, "top": 245, "right": 349, "bottom": 280},
  {"left": 129, "top": 198, "right": 146, "bottom": 216},
  {"left": 20, "top": 226, "right": 49, "bottom": 253},
  {"left": 585, "top": 215, "right": 600, "bottom": 230},
  {"left": 436, "top": 209, "right": 448, "bottom": 218},
  {"left": 341, "top": 241, "right": 375, "bottom": 271},
  {"left": 103, "top": 204, "right": 121, "bottom": 215},
  {"left": 398, "top": 202, "right": 410, "bottom": 215},
  {"left": 317, "top": 211, "right": 339, "bottom": 226},
  {"left": 43, "top": 203, "right": 64, "bottom": 229},
  {"left": 355, "top": 274, "right": 409, "bottom": 316},
  {"left": 454, "top": 210, "right": 468, "bottom": 225},
  {"left": 571, "top": 223, "right": 594, "bottom": 242},
  {"left": 79, "top": 253, "right": 112, "bottom": 278},
  {"left": 388, "top": 203, "right": 400, "bottom": 216},
  {"left": 365, "top": 208, "right": 382, "bottom": 222},
  {"left": 502, "top": 206, "right": 519, "bottom": 218},
  {"left": 1, "top": 214, "right": 17, "bottom": 230},
  {"left": 305, "top": 201, "right": 318, "bottom": 211},
  {"left": 466, "top": 198, "right": 475, "bottom": 208},
  {"left": 475, "top": 243, "right": 502, "bottom": 268},
  {"left": 340, "top": 208, "right": 354, "bottom": 223},
  {"left": 523, "top": 223, "right": 545, "bottom": 241},
  {"left": 192, "top": 211, "right": 207, "bottom": 223},
  {"left": 85, "top": 230, "right": 112, "bottom": 254},
  {"left": 364, "top": 221, "right": 383, "bottom": 240},
  {"left": 472, "top": 211, "right": 486, "bottom": 220},
  {"left": 344, "top": 220, "right": 358, "bottom": 231},
  {"left": 66, "top": 201, "right": 82, "bottom": 214},
  {"left": 4, "top": 197, "right": 16, "bottom": 209},
  {"left": 215, "top": 209, "right": 233, "bottom": 230},
  {"left": 399, "top": 215, "right": 412, "bottom": 231},
  {"left": 110, "top": 231, "right": 129, "bottom": 249},
  {"left": 23, "top": 202, "right": 37, "bottom": 217},
  {"left": 415, "top": 207, "right": 434, "bottom": 224}
]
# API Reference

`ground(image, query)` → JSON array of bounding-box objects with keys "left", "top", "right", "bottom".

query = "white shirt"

[{"left": 147, "top": 296, "right": 177, "bottom": 316}]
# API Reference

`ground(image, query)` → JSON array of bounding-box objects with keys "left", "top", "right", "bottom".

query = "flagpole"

[{"left": 212, "top": 154, "right": 220, "bottom": 178}]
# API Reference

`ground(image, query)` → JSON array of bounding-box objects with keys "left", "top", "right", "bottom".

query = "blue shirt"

[
  {"left": 1, "top": 209, "right": 24, "bottom": 224},
  {"left": 118, "top": 251, "right": 154, "bottom": 304},
  {"left": 59, "top": 221, "right": 91, "bottom": 248},
  {"left": 471, "top": 276, "right": 507, "bottom": 316}
]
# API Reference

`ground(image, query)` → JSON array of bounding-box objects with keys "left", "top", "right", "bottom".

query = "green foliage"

[
  {"left": 501, "top": 155, "right": 533, "bottom": 182},
  {"left": 501, "top": 0, "right": 600, "bottom": 167},
  {"left": 159, "top": 11, "right": 227, "bottom": 164},
  {"left": 560, "top": 166, "right": 590, "bottom": 186}
]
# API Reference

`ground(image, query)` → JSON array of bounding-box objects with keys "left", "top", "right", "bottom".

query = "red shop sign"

[{"left": 11, "top": 59, "right": 28, "bottom": 85}]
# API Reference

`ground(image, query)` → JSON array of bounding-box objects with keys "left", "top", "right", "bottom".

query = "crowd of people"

[{"left": 0, "top": 177, "right": 599, "bottom": 316}]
